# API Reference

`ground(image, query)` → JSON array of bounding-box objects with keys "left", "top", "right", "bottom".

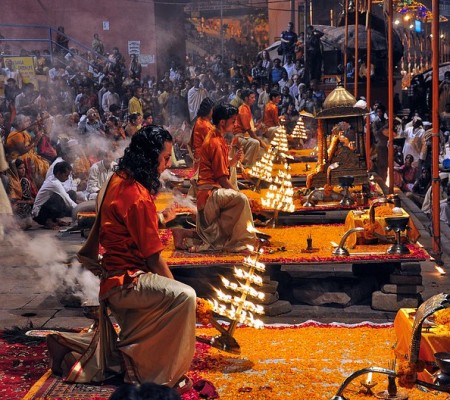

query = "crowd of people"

[{"left": 0, "top": 22, "right": 332, "bottom": 235}]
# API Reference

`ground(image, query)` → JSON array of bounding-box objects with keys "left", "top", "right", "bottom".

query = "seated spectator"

[
  {"left": 105, "top": 116, "right": 126, "bottom": 141},
  {"left": 406, "top": 167, "right": 431, "bottom": 208},
  {"left": 46, "top": 139, "right": 81, "bottom": 197},
  {"left": 422, "top": 172, "right": 449, "bottom": 218},
  {"left": 32, "top": 161, "right": 78, "bottom": 229},
  {"left": 394, "top": 154, "right": 417, "bottom": 192},
  {"left": 6, "top": 114, "right": 49, "bottom": 188},
  {"left": 142, "top": 112, "right": 153, "bottom": 127},
  {"left": 124, "top": 112, "right": 143, "bottom": 137},
  {"left": 86, "top": 150, "right": 117, "bottom": 200},
  {"left": 78, "top": 108, "right": 105, "bottom": 136},
  {"left": 8, "top": 159, "right": 35, "bottom": 229}
]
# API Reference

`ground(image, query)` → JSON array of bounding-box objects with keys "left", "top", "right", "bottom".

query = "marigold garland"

[
  {"left": 374, "top": 204, "right": 395, "bottom": 217},
  {"left": 196, "top": 298, "right": 213, "bottom": 325},
  {"left": 434, "top": 309, "right": 450, "bottom": 329}
]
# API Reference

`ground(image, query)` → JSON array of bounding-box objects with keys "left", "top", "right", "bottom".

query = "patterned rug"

[{"left": 13, "top": 323, "right": 448, "bottom": 400}]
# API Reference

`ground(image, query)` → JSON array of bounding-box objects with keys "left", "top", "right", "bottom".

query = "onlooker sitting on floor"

[
  {"left": 86, "top": 150, "right": 117, "bottom": 200},
  {"left": 394, "top": 154, "right": 417, "bottom": 192},
  {"left": 32, "top": 161, "right": 78, "bottom": 229},
  {"left": 8, "top": 159, "right": 35, "bottom": 229},
  {"left": 406, "top": 167, "right": 431, "bottom": 208},
  {"left": 421, "top": 172, "right": 449, "bottom": 224}
]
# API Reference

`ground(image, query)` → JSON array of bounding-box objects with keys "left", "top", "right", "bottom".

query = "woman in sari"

[
  {"left": 8, "top": 158, "right": 34, "bottom": 228},
  {"left": 5, "top": 114, "right": 49, "bottom": 188}
]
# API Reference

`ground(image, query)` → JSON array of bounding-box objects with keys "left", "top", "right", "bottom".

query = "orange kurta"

[
  {"left": 263, "top": 101, "right": 279, "bottom": 128},
  {"left": 191, "top": 117, "right": 214, "bottom": 168},
  {"left": 99, "top": 172, "right": 164, "bottom": 299},
  {"left": 233, "top": 103, "right": 253, "bottom": 135},
  {"left": 197, "top": 129, "right": 230, "bottom": 210}
]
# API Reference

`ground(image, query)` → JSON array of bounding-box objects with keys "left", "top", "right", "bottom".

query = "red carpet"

[{"left": 0, "top": 335, "right": 48, "bottom": 399}]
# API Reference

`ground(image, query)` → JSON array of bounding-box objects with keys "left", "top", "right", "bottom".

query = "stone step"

[
  {"left": 390, "top": 274, "right": 423, "bottom": 285},
  {"left": 261, "top": 300, "right": 293, "bottom": 317},
  {"left": 259, "top": 280, "right": 279, "bottom": 294},
  {"left": 371, "top": 291, "right": 421, "bottom": 312},
  {"left": 381, "top": 284, "right": 424, "bottom": 295},
  {"left": 395, "top": 262, "right": 422, "bottom": 275},
  {"left": 292, "top": 276, "right": 377, "bottom": 307},
  {"left": 255, "top": 291, "right": 279, "bottom": 306}
]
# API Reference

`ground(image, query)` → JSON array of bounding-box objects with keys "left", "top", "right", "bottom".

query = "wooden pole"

[
  {"left": 431, "top": 0, "right": 442, "bottom": 258},
  {"left": 387, "top": 0, "right": 394, "bottom": 194},
  {"left": 365, "top": 0, "right": 372, "bottom": 171},
  {"left": 344, "top": 0, "right": 349, "bottom": 88},
  {"left": 354, "top": 1, "right": 359, "bottom": 98}
]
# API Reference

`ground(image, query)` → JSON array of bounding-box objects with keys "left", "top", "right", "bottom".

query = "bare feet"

[
  {"left": 171, "top": 228, "right": 197, "bottom": 250},
  {"left": 47, "top": 334, "right": 70, "bottom": 376}
]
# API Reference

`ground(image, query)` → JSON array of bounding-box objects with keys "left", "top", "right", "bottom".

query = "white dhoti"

[
  {"left": 47, "top": 273, "right": 196, "bottom": 387},
  {"left": 236, "top": 136, "right": 261, "bottom": 168},
  {"left": 197, "top": 188, "right": 256, "bottom": 252}
]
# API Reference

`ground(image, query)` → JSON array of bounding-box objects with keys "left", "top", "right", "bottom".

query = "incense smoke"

[{"left": 4, "top": 227, "right": 99, "bottom": 304}]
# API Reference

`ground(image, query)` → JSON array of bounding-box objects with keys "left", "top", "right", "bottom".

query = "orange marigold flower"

[
  {"left": 196, "top": 298, "right": 213, "bottom": 325},
  {"left": 374, "top": 204, "right": 394, "bottom": 217},
  {"left": 396, "top": 360, "right": 425, "bottom": 388},
  {"left": 434, "top": 309, "right": 450, "bottom": 328}
]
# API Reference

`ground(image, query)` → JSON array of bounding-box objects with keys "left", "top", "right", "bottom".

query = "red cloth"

[
  {"left": 99, "top": 173, "right": 164, "bottom": 298},
  {"left": 197, "top": 129, "right": 230, "bottom": 210}
]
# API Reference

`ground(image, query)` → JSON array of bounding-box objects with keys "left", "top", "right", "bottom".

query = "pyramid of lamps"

[
  {"left": 210, "top": 244, "right": 265, "bottom": 329},
  {"left": 249, "top": 125, "right": 290, "bottom": 182},
  {"left": 261, "top": 161, "right": 295, "bottom": 212},
  {"left": 291, "top": 116, "right": 308, "bottom": 140},
  {"left": 248, "top": 125, "right": 295, "bottom": 212}
]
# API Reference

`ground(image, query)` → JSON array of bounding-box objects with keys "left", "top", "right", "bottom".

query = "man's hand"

[{"left": 230, "top": 147, "right": 244, "bottom": 167}]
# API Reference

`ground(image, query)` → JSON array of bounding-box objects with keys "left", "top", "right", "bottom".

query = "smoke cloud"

[{"left": 4, "top": 226, "right": 100, "bottom": 305}]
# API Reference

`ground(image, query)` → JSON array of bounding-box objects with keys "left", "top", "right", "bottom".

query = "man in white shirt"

[
  {"left": 32, "top": 161, "right": 78, "bottom": 229},
  {"left": 46, "top": 139, "right": 80, "bottom": 194},
  {"left": 101, "top": 83, "right": 120, "bottom": 115},
  {"left": 1, "top": 58, "right": 22, "bottom": 88},
  {"left": 283, "top": 55, "right": 296, "bottom": 80}
]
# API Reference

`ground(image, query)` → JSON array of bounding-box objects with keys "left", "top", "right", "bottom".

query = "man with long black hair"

[{"left": 47, "top": 126, "right": 195, "bottom": 395}]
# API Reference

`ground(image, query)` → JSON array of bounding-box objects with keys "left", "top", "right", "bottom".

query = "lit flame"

[{"left": 435, "top": 265, "right": 446, "bottom": 275}]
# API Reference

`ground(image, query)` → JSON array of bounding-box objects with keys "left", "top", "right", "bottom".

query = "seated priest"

[
  {"left": 233, "top": 89, "right": 267, "bottom": 168},
  {"left": 173, "top": 104, "right": 256, "bottom": 252}
]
